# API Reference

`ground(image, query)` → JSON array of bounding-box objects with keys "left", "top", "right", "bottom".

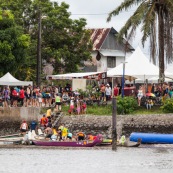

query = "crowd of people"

[
  {"left": 0, "top": 84, "right": 75, "bottom": 108},
  {"left": 1, "top": 81, "right": 172, "bottom": 111},
  {"left": 137, "top": 82, "right": 173, "bottom": 108}
]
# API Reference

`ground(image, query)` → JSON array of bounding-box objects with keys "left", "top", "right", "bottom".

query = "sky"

[{"left": 55, "top": 0, "right": 150, "bottom": 57}]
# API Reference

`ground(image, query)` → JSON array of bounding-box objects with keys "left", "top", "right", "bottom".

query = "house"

[{"left": 83, "top": 27, "right": 134, "bottom": 72}]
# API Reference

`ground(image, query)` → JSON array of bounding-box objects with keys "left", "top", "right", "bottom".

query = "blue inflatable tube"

[{"left": 130, "top": 132, "right": 173, "bottom": 144}]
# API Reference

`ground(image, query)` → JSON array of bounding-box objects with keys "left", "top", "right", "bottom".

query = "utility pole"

[
  {"left": 121, "top": 41, "right": 128, "bottom": 98},
  {"left": 112, "top": 97, "right": 117, "bottom": 151},
  {"left": 37, "top": 8, "right": 42, "bottom": 87}
]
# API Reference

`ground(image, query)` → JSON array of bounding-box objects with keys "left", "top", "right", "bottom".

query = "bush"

[
  {"left": 116, "top": 96, "right": 138, "bottom": 114},
  {"left": 161, "top": 98, "right": 173, "bottom": 113}
]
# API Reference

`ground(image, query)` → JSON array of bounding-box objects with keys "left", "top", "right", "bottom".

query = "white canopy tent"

[
  {"left": 107, "top": 46, "right": 173, "bottom": 80},
  {"left": 126, "top": 77, "right": 173, "bottom": 84},
  {"left": 166, "top": 63, "right": 173, "bottom": 74},
  {"left": 0, "top": 72, "right": 33, "bottom": 86},
  {"left": 47, "top": 71, "right": 107, "bottom": 80}
]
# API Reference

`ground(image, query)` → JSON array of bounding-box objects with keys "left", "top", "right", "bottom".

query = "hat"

[{"left": 106, "top": 84, "right": 110, "bottom": 86}]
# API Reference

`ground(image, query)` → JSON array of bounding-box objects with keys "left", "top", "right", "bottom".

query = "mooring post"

[{"left": 112, "top": 96, "right": 117, "bottom": 150}]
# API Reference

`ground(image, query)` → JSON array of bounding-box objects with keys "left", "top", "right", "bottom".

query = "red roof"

[{"left": 90, "top": 28, "right": 111, "bottom": 50}]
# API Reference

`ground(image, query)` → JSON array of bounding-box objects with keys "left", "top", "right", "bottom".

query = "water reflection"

[{"left": 0, "top": 146, "right": 173, "bottom": 173}]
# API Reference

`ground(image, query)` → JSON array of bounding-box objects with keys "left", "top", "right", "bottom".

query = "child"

[
  {"left": 81, "top": 100, "right": 87, "bottom": 114},
  {"left": 146, "top": 98, "right": 153, "bottom": 110},
  {"left": 68, "top": 97, "right": 75, "bottom": 115},
  {"left": 76, "top": 98, "right": 81, "bottom": 115}
]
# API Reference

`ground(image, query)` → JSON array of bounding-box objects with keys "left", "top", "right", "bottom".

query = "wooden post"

[
  {"left": 112, "top": 97, "right": 117, "bottom": 150},
  {"left": 37, "top": 8, "right": 42, "bottom": 87}
]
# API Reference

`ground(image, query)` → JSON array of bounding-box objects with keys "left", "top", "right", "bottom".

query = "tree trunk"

[{"left": 158, "top": 7, "right": 165, "bottom": 83}]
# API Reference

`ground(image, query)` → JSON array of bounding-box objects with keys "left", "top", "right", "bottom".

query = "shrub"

[
  {"left": 161, "top": 98, "right": 173, "bottom": 113},
  {"left": 116, "top": 96, "right": 138, "bottom": 114}
]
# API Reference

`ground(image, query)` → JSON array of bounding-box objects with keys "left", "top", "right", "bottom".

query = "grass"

[
  {"left": 40, "top": 104, "right": 164, "bottom": 116},
  {"left": 133, "top": 105, "right": 164, "bottom": 115}
]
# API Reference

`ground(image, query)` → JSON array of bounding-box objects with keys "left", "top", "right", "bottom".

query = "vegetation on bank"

[{"left": 40, "top": 95, "right": 172, "bottom": 116}]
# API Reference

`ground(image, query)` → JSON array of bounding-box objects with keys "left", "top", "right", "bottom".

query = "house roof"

[
  {"left": 89, "top": 27, "right": 134, "bottom": 51},
  {"left": 90, "top": 28, "right": 111, "bottom": 50}
]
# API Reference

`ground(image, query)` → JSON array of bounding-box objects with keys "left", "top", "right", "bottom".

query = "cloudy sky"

[{"left": 56, "top": 0, "right": 150, "bottom": 57}]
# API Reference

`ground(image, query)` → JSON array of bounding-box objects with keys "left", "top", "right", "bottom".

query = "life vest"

[
  {"left": 52, "top": 128, "right": 58, "bottom": 135},
  {"left": 78, "top": 132, "right": 85, "bottom": 137},
  {"left": 40, "top": 117, "right": 48, "bottom": 125},
  {"left": 120, "top": 135, "right": 126, "bottom": 145},
  {"left": 21, "top": 123, "right": 27, "bottom": 130},
  {"left": 61, "top": 127, "right": 68, "bottom": 137}
]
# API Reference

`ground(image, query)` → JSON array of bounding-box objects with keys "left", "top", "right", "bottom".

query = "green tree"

[
  {"left": 107, "top": 0, "right": 173, "bottom": 82},
  {"left": 0, "top": 10, "right": 30, "bottom": 78},
  {"left": 1, "top": 0, "right": 92, "bottom": 81},
  {"left": 40, "top": 2, "right": 92, "bottom": 74}
]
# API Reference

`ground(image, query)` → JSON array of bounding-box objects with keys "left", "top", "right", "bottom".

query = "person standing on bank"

[
  {"left": 105, "top": 84, "right": 112, "bottom": 101},
  {"left": 137, "top": 86, "right": 144, "bottom": 106},
  {"left": 20, "top": 120, "right": 28, "bottom": 134},
  {"left": 55, "top": 93, "right": 62, "bottom": 111},
  {"left": 113, "top": 84, "right": 119, "bottom": 97}
]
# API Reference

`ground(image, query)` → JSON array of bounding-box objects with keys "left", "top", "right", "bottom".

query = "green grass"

[
  {"left": 61, "top": 104, "right": 112, "bottom": 115},
  {"left": 40, "top": 104, "right": 164, "bottom": 116},
  {"left": 133, "top": 105, "right": 164, "bottom": 115}
]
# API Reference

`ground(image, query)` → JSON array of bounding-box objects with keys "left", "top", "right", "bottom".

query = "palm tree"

[{"left": 107, "top": 0, "right": 173, "bottom": 82}]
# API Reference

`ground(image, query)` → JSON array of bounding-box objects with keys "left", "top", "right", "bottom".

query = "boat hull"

[
  {"left": 130, "top": 132, "right": 173, "bottom": 144},
  {"left": 32, "top": 135, "right": 103, "bottom": 147}
]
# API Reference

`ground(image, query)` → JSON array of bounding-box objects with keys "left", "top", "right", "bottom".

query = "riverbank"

[
  {"left": 58, "top": 114, "right": 173, "bottom": 138},
  {"left": 0, "top": 108, "right": 173, "bottom": 137}
]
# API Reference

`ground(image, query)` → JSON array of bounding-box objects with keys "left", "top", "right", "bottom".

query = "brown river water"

[{"left": 0, "top": 145, "right": 173, "bottom": 173}]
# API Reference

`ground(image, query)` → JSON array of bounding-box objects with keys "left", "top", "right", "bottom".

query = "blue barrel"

[{"left": 130, "top": 132, "right": 173, "bottom": 144}]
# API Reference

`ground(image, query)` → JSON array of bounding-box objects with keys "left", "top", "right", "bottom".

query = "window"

[{"left": 107, "top": 56, "right": 116, "bottom": 68}]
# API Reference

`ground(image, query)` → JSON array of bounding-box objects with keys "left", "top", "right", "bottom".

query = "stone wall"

[
  {"left": 0, "top": 107, "right": 40, "bottom": 136},
  {"left": 58, "top": 114, "right": 173, "bottom": 138},
  {"left": 0, "top": 107, "right": 173, "bottom": 138}
]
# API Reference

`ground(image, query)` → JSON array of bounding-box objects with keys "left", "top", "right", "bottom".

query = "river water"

[{"left": 0, "top": 145, "right": 173, "bottom": 173}]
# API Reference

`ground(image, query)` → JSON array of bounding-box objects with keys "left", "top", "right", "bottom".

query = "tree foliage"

[
  {"left": 0, "top": 10, "right": 30, "bottom": 78},
  {"left": 0, "top": 0, "right": 92, "bottom": 82},
  {"left": 107, "top": 0, "right": 173, "bottom": 82}
]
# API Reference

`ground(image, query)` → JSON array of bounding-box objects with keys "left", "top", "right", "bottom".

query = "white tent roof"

[
  {"left": 166, "top": 63, "right": 173, "bottom": 74},
  {"left": 107, "top": 46, "right": 173, "bottom": 80},
  {"left": 0, "top": 72, "right": 33, "bottom": 86},
  {"left": 47, "top": 71, "right": 106, "bottom": 80}
]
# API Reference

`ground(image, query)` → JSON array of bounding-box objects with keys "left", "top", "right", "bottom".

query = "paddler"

[
  {"left": 20, "top": 120, "right": 28, "bottom": 135},
  {"left": 77, "top": 131, "right": 85, "bottom": 141},
  {"left": 119, "top": 135, "right": 126, "bottom": 145}
]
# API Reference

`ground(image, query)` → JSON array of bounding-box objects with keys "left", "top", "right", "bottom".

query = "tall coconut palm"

[{"left": 107, "top": 0, "right": 173, "bottom": 82}]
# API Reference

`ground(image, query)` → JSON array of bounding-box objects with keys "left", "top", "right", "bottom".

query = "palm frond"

[
  {"left": 117, "top": 2, "right": 148, "bottom": 41},
  {"left": 141, "top": 2, "right": 156, "bottom": 45},
  {"left": 107, "top": 0, "right": 143, "bottom": 22}
]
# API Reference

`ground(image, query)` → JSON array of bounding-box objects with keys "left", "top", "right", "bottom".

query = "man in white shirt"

[{"left": 105, "top": 84, "right": 112, "bottom": 101}]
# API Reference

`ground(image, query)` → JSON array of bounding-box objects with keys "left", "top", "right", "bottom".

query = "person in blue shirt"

[{"left": 30, "top": 120, "right": 38, "bottom": 133}]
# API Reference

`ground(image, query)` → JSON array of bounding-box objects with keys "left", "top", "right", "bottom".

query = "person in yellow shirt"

[
  {"left": 61, "top": 126, "right": 68, "bottom": 141},
  {"left": 51, "top": 127, "right": 58, "bottom": 141},
  {"left": 46, "top": 108, "right": 52, "bottom": 118}
]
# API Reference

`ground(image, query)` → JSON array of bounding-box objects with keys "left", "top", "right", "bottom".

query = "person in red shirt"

[
  {"left": 19, "top": 86, "right": 25, "bottom": 106},
  {"left": 114, "top": 84, "right": 119, "bottom": 97},
  {"left": 12, "top": 87, "right": 18, "bottom": 107}
]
